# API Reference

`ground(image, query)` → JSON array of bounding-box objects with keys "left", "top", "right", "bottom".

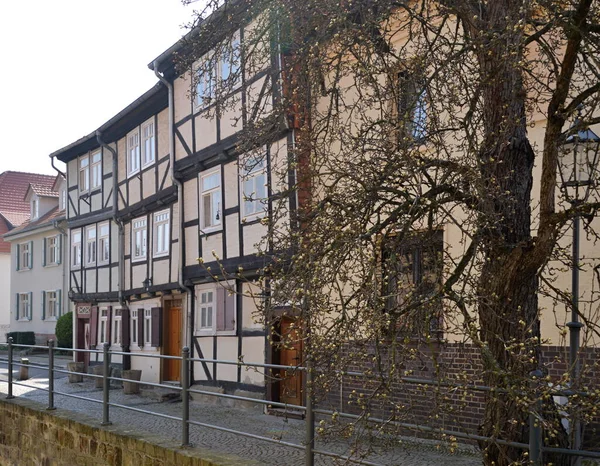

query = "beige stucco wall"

[{"left": 0, "top": 253, "right": 12, "bottom": 340}]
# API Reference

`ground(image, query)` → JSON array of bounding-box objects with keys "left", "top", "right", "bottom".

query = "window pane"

[
  {"left": 203, "top": 194, "right": 212, "bottom": 227},
  {"left": 211, "top": 191, "right": 221, "bottom": 225},
  {"left": 202, "top": 173, "right": 220, "bottom": 191}
]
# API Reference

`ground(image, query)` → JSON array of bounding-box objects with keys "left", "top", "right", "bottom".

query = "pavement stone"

[{"left": 0, "top": 355, "right": 482, "bottom": 466}]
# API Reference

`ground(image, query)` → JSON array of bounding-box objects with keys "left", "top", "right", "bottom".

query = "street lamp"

[{"left": 558, "top": 116, "right": 600, "bottom": 455}]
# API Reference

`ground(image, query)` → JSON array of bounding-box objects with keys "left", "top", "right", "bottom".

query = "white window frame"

[
  {"left": 144, "top": 309, "right": 152, "bottom": 347},
  {"left": 91, "top": 151, "right": 102, "bottom": 190},
  {"left": 79, "top": 155, "right": 90, "bottom": 193},
  {"left": 240, "top": 156, "right": 267, "bottom": 219},
  {"left": 195, "top": 55, "right": 216, "bottom": 110},
  {"left": 197, "top": 288, "right": 216, "bottom": 335},
  {"left": 18, "top": 293, "right": 31, "bottom": 321},
  {"left": 45, "top": 235, "right": 60, "bottom": 266},
  {"left": 127, "top": 129, "right": 141, "bottom": 177},
  {"left": 200, "top": 169, "right": 222, "bottom": 233},
  {"left": 132, "top": 217, "right": 147, "bottom": 262},
  {"left": 99, "top": 308, "right": 108, "bottom": 345},
  {"left": 85, "top": 225, "right": 96, "bottom": 266},
  {"left": 141, "top": 118, "right": 155, "bottom": 168},
  {"left": 220, "top": 34, "right": 242, "bottom": 88},
  {"left": 31, "top": 197, "right": 39, "bottom": 220},
  {"left": 45, "top": 290, "right": 59, "bottom": 320},
  {"left": 18, "top": 242, "right": 31, "bottom": 271},
  {"left": 98, "top": 222, "right": 110, "bottom": 265},
  {"left": 112, "top": 309, "right": 122, "bottom": 347},
  {"left": 61, "top": 189, "right": 67, "bottom": 210},
  {"left": 131, "top": 309, "right": 139, "bottom": 349},
  {"left": 153, "top": 210, "right": 170, "bottom": 258},
  {"left": 72, "top": 231, "right": 82, "bottom": 268}
]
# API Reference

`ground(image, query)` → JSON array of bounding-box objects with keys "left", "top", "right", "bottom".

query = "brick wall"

[{"left": 0, "top": 398, "right": 256, "bottom": 466}]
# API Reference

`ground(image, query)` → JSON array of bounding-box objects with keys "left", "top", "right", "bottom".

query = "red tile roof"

[
  {"left": 4, "top": 206, "right": 65, "bottom": 238},
  {"left": 28, "top": 184, "right": 59, "bottom": 199}
]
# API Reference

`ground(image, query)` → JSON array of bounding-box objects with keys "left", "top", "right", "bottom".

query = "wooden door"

[
  {"left": 279, "top": 317, "right": 303, "bottom": 406},
  {"left": 163, "top": 300, "right": 182, "bottom": 382}
]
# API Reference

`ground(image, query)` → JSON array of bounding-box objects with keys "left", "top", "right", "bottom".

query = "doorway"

[
  {"left": 277, "top": 317, "right": 303, "bottom": 406},
  {"left": 163, "top": 299, "right": 182, "bottom": 382}
]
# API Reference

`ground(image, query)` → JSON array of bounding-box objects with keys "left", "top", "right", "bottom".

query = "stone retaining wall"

[{"left": 0, "top": 398, "right": 256, "bottom": 466}]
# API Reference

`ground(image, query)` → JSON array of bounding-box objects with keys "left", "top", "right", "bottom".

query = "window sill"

[
  {"left": 194, "top": 330, "right": 237, "bottom": 337},
  {"left": 141, "top": 160, "right": 155, "bottom": 170},
  {"left": 153, "top": 252, "right": 169, "bottom": 259},
  {"left": 97, "top": 261, "right": 110, "bottom": 267},
  {"left": 199, "top": 226, "right": 222, "bottom": 236},
  {"left": 127, "top": 169, "right": 141, "bottom": 179},
  {"left": 44, "top": 317, "right": 58, "bottom": 322},
  {"left": 17, "top": 268, "right": 32, "bottom": 272},
  {"left": 17, "top": 318, "right": 30, "bottom": 322},
  {"left": 131, "top": 256, "right": 147, "bottom": 264},
  {"left": 43, "top": 263, "right": 60, "bottom": 268}
]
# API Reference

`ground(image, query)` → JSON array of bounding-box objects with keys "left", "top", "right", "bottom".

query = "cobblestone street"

[{"left": 0, "top": 355, "right": 481, "bottom": 465}]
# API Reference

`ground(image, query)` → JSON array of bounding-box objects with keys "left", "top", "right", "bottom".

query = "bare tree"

[{"left": 179, "top": 1, "right": 600, "bottom": 464}]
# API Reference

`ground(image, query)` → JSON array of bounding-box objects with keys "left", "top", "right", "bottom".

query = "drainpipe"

[
  {"left": 154, "top": 62, "right": 194, "bottom": 372},
  {"left": 96, "top": 131, "right": 130, "bottom": 370}
]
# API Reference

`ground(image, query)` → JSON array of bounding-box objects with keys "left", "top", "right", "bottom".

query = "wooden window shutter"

[
  {"left": 90, "top": 306, "right": 99, "bottom": 347},
  {"left": 15, "top": 294, "right": 19, "bottom": 320},
  {"left": 42, "top": 238, "right": 47, "bottom": 267},
  {"left": 224, "top": 288, "right": 235, "bottom": 331},
  {"left": 41, "top": 291, "right": 46, "bottom": 320},
  {"left": 57, "top": 235, "right": 62, "bottom": 265},
  {"left": 151, "top": 307, "right": 162, "bottom": 347},
  {"left": 138, "top": 312, "right": 144, "bottom": 346},
  {"left": 57, "top": 290, "right": 62, "bottom": 317},
  {"left": 28, "top": 292, "right": 32, "bottom": 320},
  {"left": 16, "top": 244, "right": 20, "bottom": 271},
  {"left": 106, "top": 306, "right": 113, "bottom": 344},
  {"left": 216, "top": 287, "right": 226, "bottom": 331},
  {"left": 121, "top": 309, "right": 130, "bottom": 347},
  {"left": 28, "top": 241, "right": 33, "bottom": 269}
]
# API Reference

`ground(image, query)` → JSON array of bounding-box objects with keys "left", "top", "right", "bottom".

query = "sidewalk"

[{"left": 0, "top": 356, "right": 481, "bottom": 465}]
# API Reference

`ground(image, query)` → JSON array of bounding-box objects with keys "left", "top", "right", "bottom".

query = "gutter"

[
  {"left": 153, "top": 60, "right": 194, "bottom": 368},
  {"left": 97, "top": 131, "right": 131, "bottom": 370}
]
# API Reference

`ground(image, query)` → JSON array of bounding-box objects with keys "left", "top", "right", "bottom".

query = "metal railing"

[{"left": 2, "top": 337, "right": 600, "bottom": 466}]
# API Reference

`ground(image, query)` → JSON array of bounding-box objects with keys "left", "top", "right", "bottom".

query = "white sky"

[{"left": 0, "top": 0, "right": 199, "bottom": 176}]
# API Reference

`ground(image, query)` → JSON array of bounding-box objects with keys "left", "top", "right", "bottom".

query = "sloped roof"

[
  {"left": 28, "top": 183, "right": 59, "bottom": 199},
  {"left": 3, "top": 206, "right": 65, "bottom": 239},
  {"left": 0, "top": 171, "right": 56, "bottom": 227}
]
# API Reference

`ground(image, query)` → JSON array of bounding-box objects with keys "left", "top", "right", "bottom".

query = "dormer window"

[{"left": 31, "top": 198, "right": 39, "bottom": 220}]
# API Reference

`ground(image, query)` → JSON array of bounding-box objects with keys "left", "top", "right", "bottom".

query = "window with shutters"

[
  {"left": 141, "top": 119, "right": 155, "bottom": 167},
  {"left": 195, "top": 282, "right": 236, "bottom": 335},
  {"left": 79, "top": 155, "right": 90, "bottom": 192},
  {"left": 241, "top": 156, "right": 267, "bottom": 219},
  {"left": 85, "top": 226, "right": 96, "bottom": 266},
  {"left": 72, "top": 231, "right": 81, "bottom": 268},
  {"left": 99, "top": 308, "right": 108, "bottom": 344},
  {"left": 45, "top": 235, "right": 60, "bottom": 266},
  {"left": 17, "top": 242, "right": 32, "bottom": 271},
  {"left": 127, "top": 129, "right": 141, "bottom": 177},
  {"left": 98, "top": 222, "right": 110, "bottom": 265},
  {"left": 132, "top": 217, "right": 147, "bottom": 261},
  {"left": 131, "top": 309, "right": 139, "bottom": 347},
  {"left": 200, "top": 170, "right": 222, "bottom": 232},
  {"left": 112, "top": 309, "right": 122, "bottom": 346},
  {"left": 153, "top": 210, "right": 170, "bottom": 257},
  {"left": 397, "top": 71, "right": 427, "bottom": 143},
  {"left": 91, "top": 151, "right": 102, "bottom": 190},
  {"left": 17, "top": 293, "right": 31, "bottom": 321},
  {"left": 44, "top": 290, "right": 59, "bottom": 320},
  {"left": 144, "top": 309, "right": 152, "bottom": 346}
]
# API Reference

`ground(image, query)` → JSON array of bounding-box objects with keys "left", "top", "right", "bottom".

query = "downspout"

[
  {"left": 154, "top": 62, "right": 194, "bottom": 370},
  {"left": 96, "top": 131, "right": 130, "bottom": 370}
]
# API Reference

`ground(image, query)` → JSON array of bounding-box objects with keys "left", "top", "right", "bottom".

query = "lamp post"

[{"left": 558, "top": 116, "right": 600, "bottom": 458}]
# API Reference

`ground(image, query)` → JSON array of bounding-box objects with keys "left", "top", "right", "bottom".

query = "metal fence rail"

[{"left": 2, "top": 337, "right": 599, "bottom": 466}]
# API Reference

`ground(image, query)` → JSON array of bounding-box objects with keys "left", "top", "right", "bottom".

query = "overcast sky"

[{"left": 0, "top": 0, "right": 198, "bottom": 176}]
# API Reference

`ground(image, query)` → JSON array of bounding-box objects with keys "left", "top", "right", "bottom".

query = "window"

[
  {"left": 98, "top": 223, "right": 110, "bottom": 264},
  {"left": 141, "top": 119, "right": 155, "bottom": 167},
  {"left": 17, "top": 242, "right": 32, "bottom": 271},
  {"left": 397, "top": 72, "right": 427, "bottom": 141},
  {"left": 44, "top": 235, "right": 60, "bottom": 266},
  {"left": 131, "top": 310, "right": 139, "bottom": 346},
  {"left": 196, "top": 58, "right": 216, "bottom": 108},
  {"left": 79, "top": 155, "right": 90, "bottom": 192},
  {"left": 112, "top": 309, "right": 122, "bottom": 346},
  {"left": 196, "top": 283, "right": 236, "bottom": 335},
  {"left": 85, "top": 226, "right": 96, "bottom": 266},
  {"left": 200, "top": 170, "right": 222, "bottom": 231},
  {"left": 132, "top": 217, "right": 147, "bottom": 261},
  {"left": 221, "top": 35, "right": 241, "bottom": 86},
  {"left": 31, "top": 198, "right": 39, "bottom": 220},
  {"left": 16, "top": 293, "right": 31, "bottom": 321},
  {"left": 144, "top": 309, "right": 152, "bottom": 346},
  {"left": 43, "top": 290, "right": 60, "bottom": 320},
  {"left": 99, "top": 308, "right": 108, "bottom": 344},
  {"left": 153, "top": 210, "right": 170, "bottom": 257},
  {"left": 72, "top": 231, "right": 81, "bottom": 267},
  {"left": 241, "top": 157, "right": 267, "bottom": 218},
  {"left": 91, "top": 151, "right": 102, "bottom": 189},
  {"left": 382, "top": 231, "right": 443, "bottom": 336},
  {"left": 127, "top": 130, "right": 140, "bottom": 176},
  {"left": 61, "top": 189, "right": 66, "bottom": 210}
]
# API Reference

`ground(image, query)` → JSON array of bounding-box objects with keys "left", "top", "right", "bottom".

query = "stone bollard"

[
  {"left": 67, "top": 362, "right": 85, "bottom": 383},
  {"left": 122, "top": 370, "right": 142, "bottom": 395},
  {"left": 93, "top": 364, "right": 113, "bottom": 389},
  {"left": 18, "top": 358, "right": 29, "bottom": 380}
]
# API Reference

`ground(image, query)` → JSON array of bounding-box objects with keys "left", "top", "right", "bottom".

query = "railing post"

[
  {"left": 47, "top": 340, "right": 56, "bottom": 410},
  {"left": 6, "top": 337, "right": 14, "bottom": 399},
  {"left": 181, "top": 346, "right": 190, "bottom": 447},
  {"left": 101, "top": 342, "right": 111, "bottom": 426},
  {"left": 529, "top": 369, "right": 543, "bottom": 466},
  {"left": 305, "top": 362, "right": 315, "bottom": 466}
]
